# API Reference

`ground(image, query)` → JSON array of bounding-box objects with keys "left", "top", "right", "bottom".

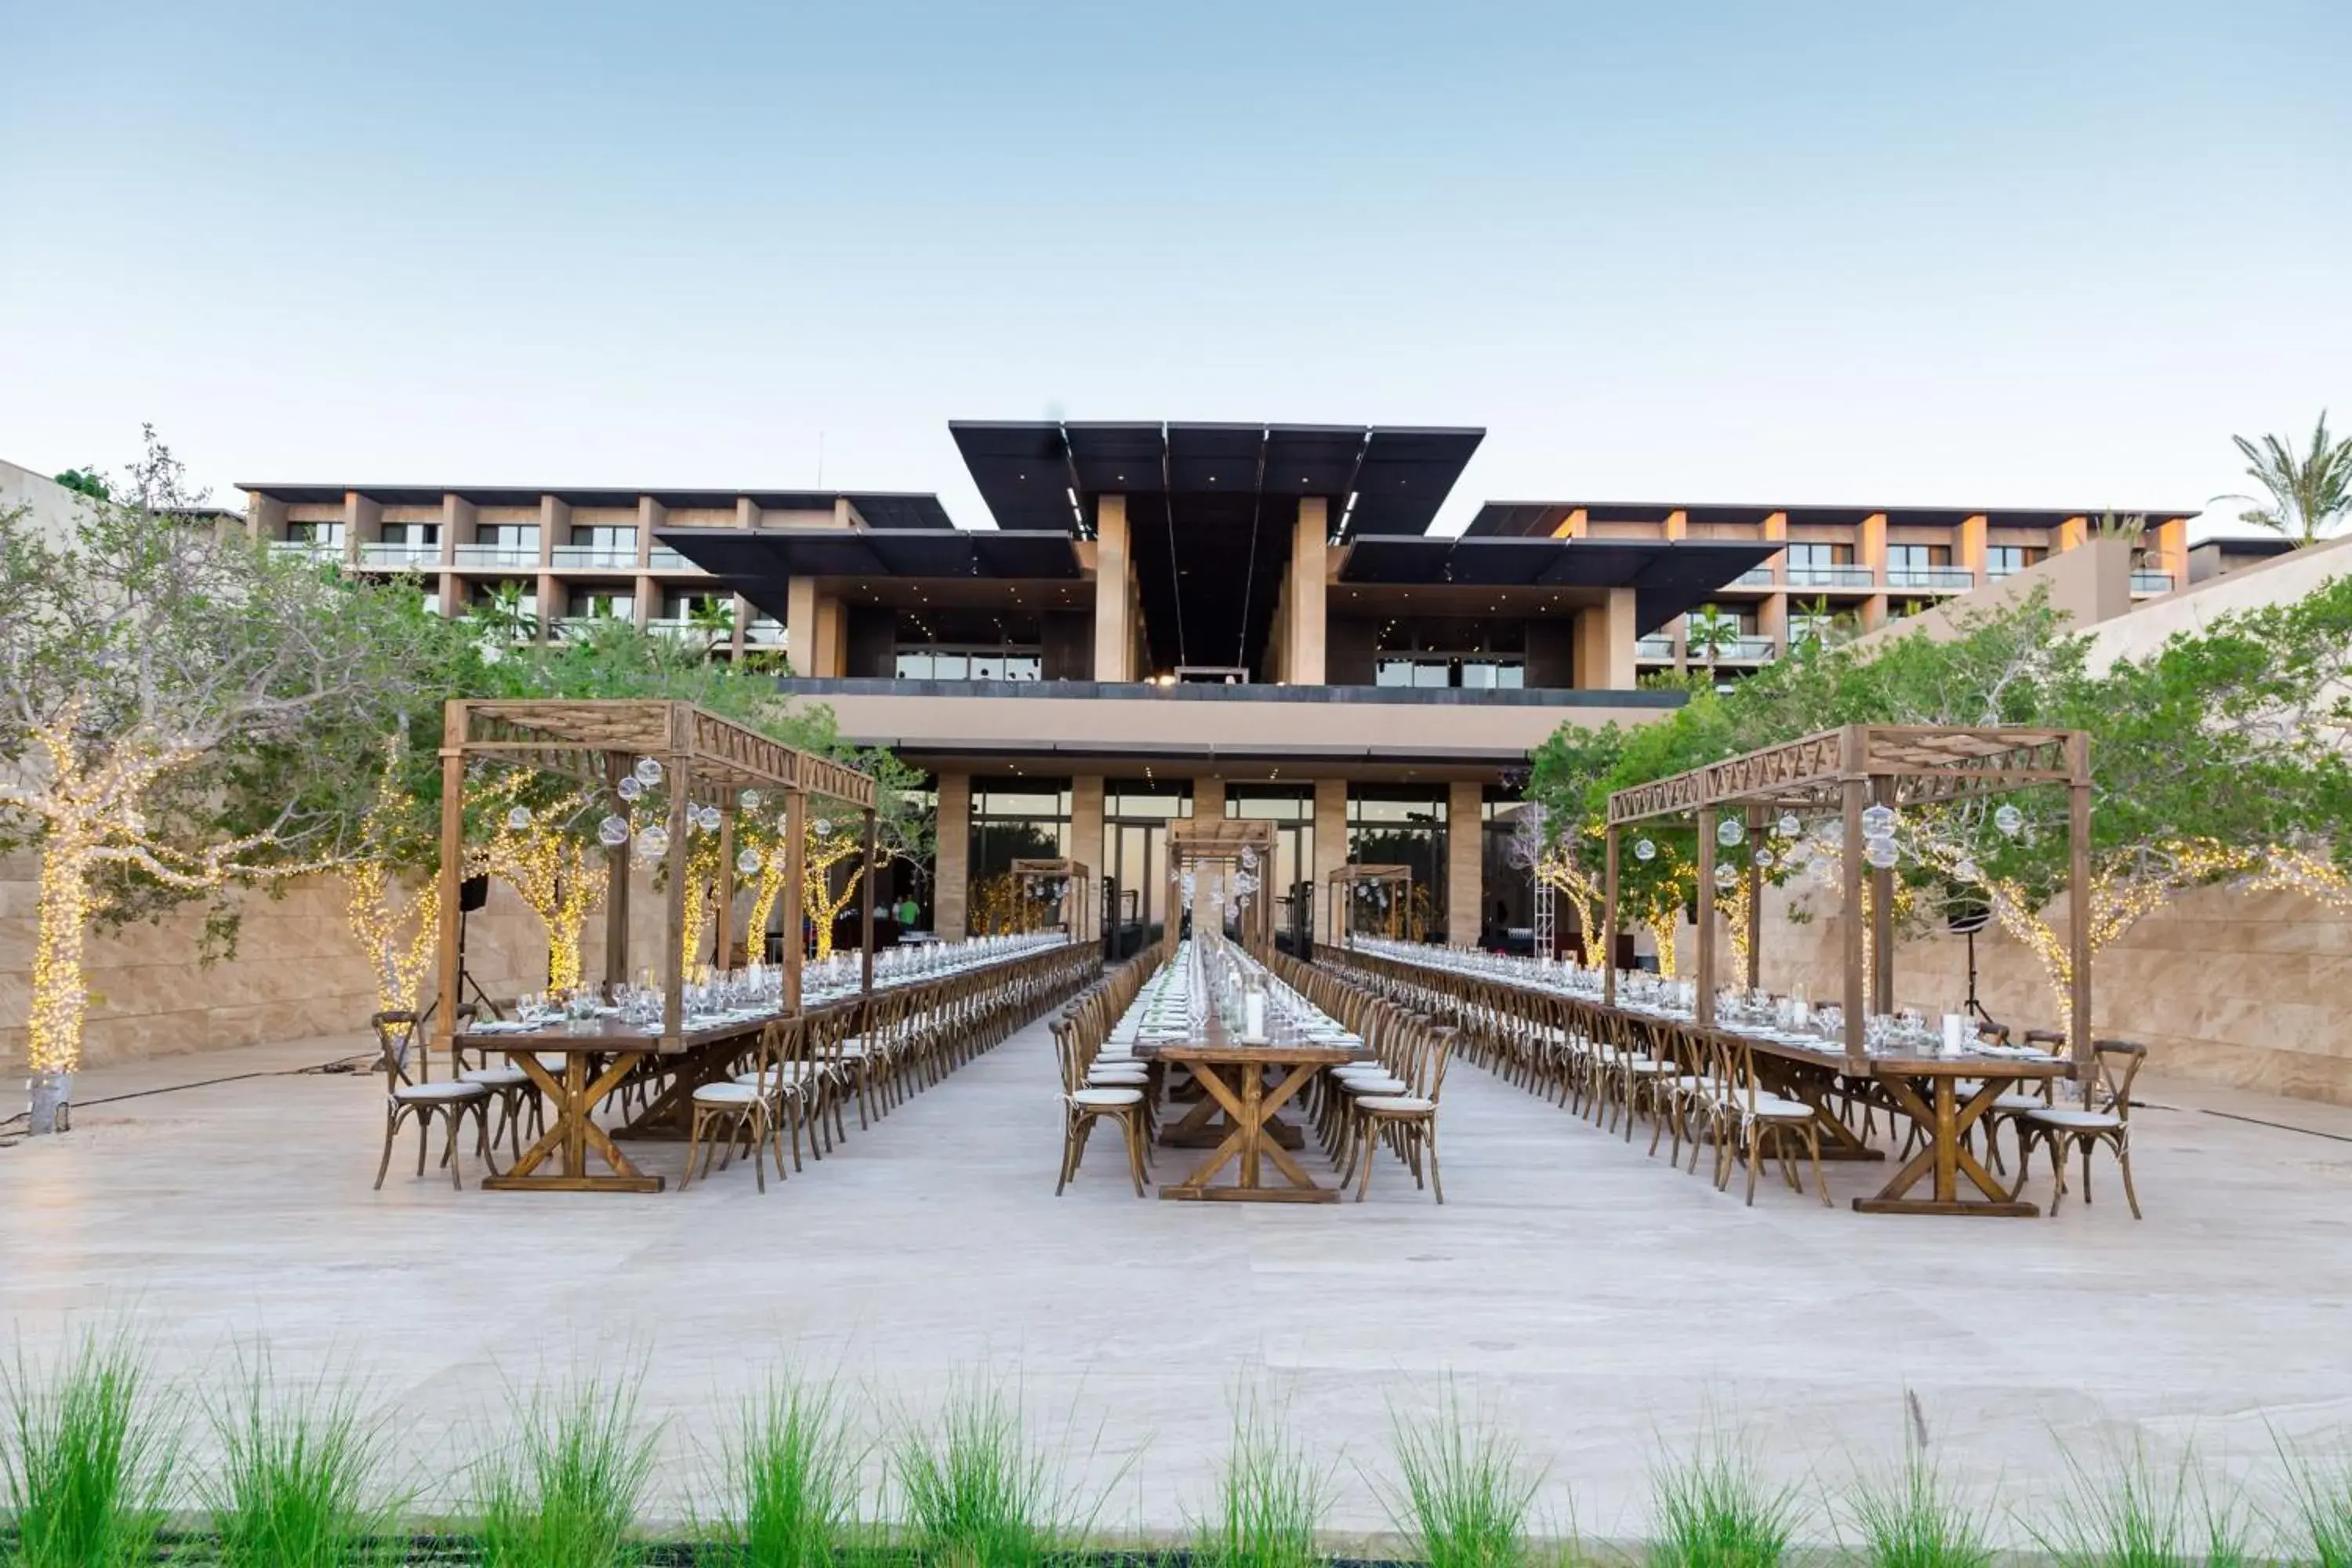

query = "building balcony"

[
  {"left": 2131, "top": 570, "right": 2175, "bottom": 595},
  {"left": 354, "top": 543, "right": 442, "bottom": 570},
  {"left": 645, "top": 546, "right": 701, "bottom": 572},
  {"left": 644, "top": 616, "right": 710, "bottom": 638},
  {"left": 744, "top": 620, "right": 787, "bottom": 645},
  {"left": 1728, "top": 566, "right": 1777, "bottom": 588},
  {"left": 1885, "top": 566, "right": 1975, "bottom": 592},
  {"left": 550, "top": 545, "right": 640, "bottom": 572},
  {"left": 1718, "top": 636, "right": 1777, "bottom": 662},
  {"left": 1635, "top": 635, "right": 1677, "bottom": 660},
  {"left": 269, "top": 539, "right": 343, "bottom": 561},
  {"left": 453, "top": 544, "right": 541, "bottom": 570},
  {"left": 1784, "top": 564, "right": 1876, "bottom": 590}
]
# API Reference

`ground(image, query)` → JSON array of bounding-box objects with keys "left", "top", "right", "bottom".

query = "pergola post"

[
  {"left": 2068, "top": 732, "right": 2094, "bottom": 1083},
  {"left": 659, "top": 744, "right": 691, "bottom": 1046},
  {"left": 1869, "top": 774, "right": 1896, "bottom": 1014},
  {"left": 713, "top": 807, "right": 736, "bottom": 971},
  {"left": 1602, "top": 824, "right": 1619, "bottom": 1004},
  {"left": 432, "top": 700, "right": 468, "bottom": 1061},
  {"left": 1743, "top": 804, "right": 1763, "bottom": 993},
  {"left": 602, "top": 753, "right": 630, "bottom": 987},
  {"left": 1694, "top": 805, "right": 1718, "bottom": 1025},
  {"left": 782, "top": 786, "right": 807, "bottom": 1012},
  {"left": 1840, "top": 743, "right": 1867, "bottom": 1071},
  {"left": 860, "top": 806, "right": 877, "bottom": 996}
]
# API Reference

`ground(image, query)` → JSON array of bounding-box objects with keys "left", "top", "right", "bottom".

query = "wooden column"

[
  {"left": 659, "top": 753, "right": 691, "bottom": 1045},
  {"left": 432, "top": 701, "right": 468, "bottom": 1059},
  {"left": 602, "top": 755, "right": 630, "bottom": 987},
  {"left": 713, "top": 808, "right": 736, "bottom": 970},
  {"left": 1694, "top": 807, "right": 1717, "bottom": 1025},
  {"left": 2067, "top": 733, "right": 2094, "bottom": 1083},
  {"left": 860, "top": 807, "right": 877, "bottom": 995},
  {"left": 782, "top": 787, "right": 807, "bottom": 1012},
  {"left": 1870, "top": 775, "right": 1896, "bottom": 1014},
  {"left": 1602, "top": 825, "right": 1620, "bottom": 1004},
  {"left": 1744, "top": 805, "right": 1763, "bottom": 993},
  {"left": 1840, "top": 760, "right": 1867, "bottom": 1070}
]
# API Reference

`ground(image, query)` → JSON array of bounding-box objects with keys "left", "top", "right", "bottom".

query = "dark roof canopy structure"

[
  {"left": 1339, "top": 537, "right": 1779, "bottom": 636},
  {"left": 654, "top": 527, "right": 1080, "bottom": 619}
]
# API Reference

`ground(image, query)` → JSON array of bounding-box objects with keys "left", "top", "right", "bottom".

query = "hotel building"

[{"left": 239, "top": 421, "right": 2197, "bottom": 949}]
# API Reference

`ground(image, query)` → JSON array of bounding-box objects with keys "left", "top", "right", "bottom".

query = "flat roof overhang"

[
  {"left": 1468, "top": 500, "right": 2203, "bottom": 536},
  {"left": 655, "top": 526, "right": 1083, "bottom": 619},
  {"left": 239, "top": 485, "right": 955, "bottom": 527},
  {"left": 1338, "top": 536, "right": 1780, "bottom": 635}
]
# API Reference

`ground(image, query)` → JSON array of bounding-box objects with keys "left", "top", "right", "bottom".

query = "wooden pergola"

[
  {"left": 432, "top": 699, "right": 879, "bottom": 1056},
  {"left": 1009, "top": 857, "right": 1094, "bottom": 941},
  {"left": 1323, "top": 862, "right": 1414, "bottom": 947},
  {"left": 1602, "top": 724, "right": 2094, "bottom": 1076},
  {"left": 1167, "top": 818, "right": 1278, "bottom": 948}
]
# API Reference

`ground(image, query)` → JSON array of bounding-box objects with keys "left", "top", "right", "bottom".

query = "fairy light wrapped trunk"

[
  {"left": 1602, "top": 724, "right": 2095, "bottom": 1083},
  {"left": 430, "top": 699, "right": 877, "bottom": 1061}
]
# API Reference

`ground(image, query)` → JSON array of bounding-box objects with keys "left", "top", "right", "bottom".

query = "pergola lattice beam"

[{"left": 1606, "top": 724, "right": 2083, "bottom": 826}]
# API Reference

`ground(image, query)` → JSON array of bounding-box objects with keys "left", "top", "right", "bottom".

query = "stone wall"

[
  {"left": 0, "top": 855, "right": 736, "bottom": 1073},
  {"left": 1720, "top": 880, "right": 2352, "bottom": 1105}
]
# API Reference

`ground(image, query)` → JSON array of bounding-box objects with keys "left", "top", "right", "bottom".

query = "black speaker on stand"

[
  {"left": 1949, "top": 898, "right": 1996, "bottom": 1029},
  {"left": 421, "top": 875, "right": 503, "bottom": 1028}
]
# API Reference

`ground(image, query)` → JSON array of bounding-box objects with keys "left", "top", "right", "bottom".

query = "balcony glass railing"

[
  {"left": 743, "top": 620, "right": 786, "bottom": 644},
  {"left": 1729, "top": 566, "right": 1777, "bottom": 588},
  {"left": 550, "top": 544, "right": 638, "bottom": 571},
  {"left": 1885, "top": 566, "right": 1975, "bottom": 591},
  {"left": 1715, "top": 637, "right": 1777, "bottom": 662},
  {"left": 2131, "top": 570, "right": 2175, "bottom": 594},
  {"left": 644, "top": 616, "right": 706, "bottom": 638},
  {"left": 645, "top": 546, "right": 700, "bottom": 572},
  {"left": 269, "top": 539, "right": 343, "bottom": 560},
  {"left": 355, "top": 543, "right": 441, "bottom": 569},
  {"left": 1784, "top": 564, "right": 1876, "bottom": 590},
  {"left": 1635, "top": 635, "right": 1676, "bottom": 660},
  {"left": 453, "top": 544, "right": 540, "bottom": 570}
]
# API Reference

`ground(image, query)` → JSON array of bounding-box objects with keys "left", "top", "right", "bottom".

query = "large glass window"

[
  {"left": 477, "top": 523, "right": 539, "bottom": 549},
  {"left": 969, "top": 780, "right": 1073, "bottom": 934},
  {"left": 566, "top": 588, "right": 632, "bottom": 620},
  {"left": 287, "top": 520, "right": 345, "bottom": 546},
  {"left": 1886, "top": 544, "right": 1950, "bottom": 570},
  {"left": 380, "top": 522, "right": 437, "bottom": 546},
  {"left": 1100, "top": 782, "right": 1190, "bottom": 955},
  {"left": 1226, "top": 786, "right": 1316, "bottom": 949},
  {"left": 1785, "top": 542, "right": 1853, "bottom": 567},
  {"left": 1987, "top": 544, "right": 2044, "bottom": 576},
  {"left": 1372, "top": 616, "right": 1526, "bottom": 690},
  {"left": 1346, "top": 786, "right": 1447, "bottom": 942}
]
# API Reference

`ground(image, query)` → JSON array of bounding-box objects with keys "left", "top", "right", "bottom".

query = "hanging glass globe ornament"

[
  {"left": 1994, "top": 803, "right": 2024, "bottom": 837},
  {"left": 736, "top": 846, "right": 763, "bottom": 877},
  {"left": 1861, "top": 803, "right": 1897, "bottom": 837},
  {"left": 616, "top": 775, "right": 644, "bottom": 802},
  {"left": 1864, "top": 837, "right": 1899, "bottom": 870},
  {"left": 633, "top": 757, "right": 663, "bottom": 787},
  {"left": 636, "top": 823, "right": 670, "bottom": 859},
  {"left": 597, "top": 815, "right": 630, "bottom": 847},
  {"left": 1633, "top": 837, "right": 1657, "bottom": 862},
  {"left": 813, "top": 817, "right": 835, "bottom": 839},
  {"left": 1955, "top": 858, "right": 1980, "bottom": 882},
  {"left": 1777, "top": 812, "right": 1802, "bottom": 839},
  {"left": 1717, "top": 817, "right": 1745, "bottom": 848},
  {"left": 1713, "top": 863, "right": 1738, "bottom": 891},
  {"left": 1819, "top": 819, "right": 1844, "bottom": 848},
  {"left": 1755, "top": 849, "right": 1775, "bottom": 869},
  {"left": 505, "top": 805, "right": 532, "bottom": 831},
  {"left": 700, "top": 804, "right": 724, "bottom": 832},
  {"left": 740, "top": 789, "right": 762, "bottom": 811}
]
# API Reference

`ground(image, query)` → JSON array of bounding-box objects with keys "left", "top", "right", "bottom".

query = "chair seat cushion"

[
  {"left": 1070, "top": 1087, "right": 1143, "bottom": 1107},
  {"left": 1087, "top": 1068, "right": 1149, "bottom": 1085},
  {"left": 1345, "top": 1076, "right": 1410, "bottom": 1096},
  {"left": 733, "top": 1069, "right": 807, "bottom": 1093},
  {"left": 2028, "top": 1107, "right": 2122, "bottom": 1131},
  {"left": 1991, "top": 1093, "right": 2049, "bottom": 1111},
  {"left": 1742, "top": 1094, "right": 1817, "bottom": 1121},
  {"left": 695, "top": 1082, "right": 764, "bottom": 1106},
  {"left": 461, "top": 1067, "right": 531, "bottom": 1087},
  {"left": 394, "top": 1080, "right": 488, "bottom": 1102},
  {"left": 1355, "top": 1094, "right": 1436, "bottom": 1113}
]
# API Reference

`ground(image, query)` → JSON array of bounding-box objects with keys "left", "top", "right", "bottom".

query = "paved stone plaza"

[{"left": 5, "top": 1014, "right": 2351, "bottom": 1541}]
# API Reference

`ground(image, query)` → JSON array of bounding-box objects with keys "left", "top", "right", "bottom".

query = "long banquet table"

[
  {"left": 456, "top": 938, "right": 1070, "bottom": 1192},
  {"left": 1339, "top": 941, "right": 2073, "bottom": 1216}
]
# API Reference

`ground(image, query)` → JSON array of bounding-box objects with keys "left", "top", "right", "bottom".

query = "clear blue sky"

[{"left": 2, "top": 2, "right": 2345, "bottom": 537}]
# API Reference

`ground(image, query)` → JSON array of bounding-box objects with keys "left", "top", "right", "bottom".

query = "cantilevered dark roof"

[
  {"left": 236, "top": 484, "right": 954, "bottom": 528},
  {"left": 654, "top": 526, "right": 1080, "bottom": 618},
  {"left": 1467, "top": 501, "right": 2201, "bottom": 537},
  {"left": 1339, "top": 537, "right": 1779, "bottom": 637},
  {"left": 948, "top": 420, "right": 1484, "bottom": 540}
]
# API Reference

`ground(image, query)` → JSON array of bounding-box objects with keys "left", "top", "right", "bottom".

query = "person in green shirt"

[{"left": 895, "top": 895, "right": 920, "bottom": 930}]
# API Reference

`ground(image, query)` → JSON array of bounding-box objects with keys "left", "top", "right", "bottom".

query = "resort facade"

[{"left": 236, "top": 421, "right": 2208, "bottom": 953}]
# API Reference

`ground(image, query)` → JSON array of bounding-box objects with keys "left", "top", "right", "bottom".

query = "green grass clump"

[
  {"left": 201, "top": 1349, "right": 396, "bottom": 1568},
  {"left": 0, "top": 1330, "right": 178, "bottom": 1568},
  {"left": 1195, "top": 1394, "right": 1325, "bottom": 1568},
  {"left": 892, "top": 1379, "right": 1061, "bottom": 1568},
  {"left": 708, "top": 1373, "right": 864, "bottom": 1568},
  {"left": 1381, "top": 1390, "right": 1544, "bottom": 1568},
  {"left": 2278, "top": 1440, "right": 2352, "bottom": 1568},
  {"left": 2032, "top": 1443, "right": 2247, "bottom": 1568},
  {"left": 476, "top": 1372, "right": 659, "bottom": 1568},
  {"left": 1842, "top": 1450, "right": 1989, "bottom": 1568},
  {"left": 1648, "top": 1435, "right": 1799, "bottom": 1568}
]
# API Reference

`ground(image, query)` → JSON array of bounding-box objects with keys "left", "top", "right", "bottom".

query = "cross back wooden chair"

[
  {"left": 370, "top": 1010, "right": 495, "bottom": 1190},
  {"left": 1352, "top": 1023, "right": 1454, "bottom": 1203},
  {"left": 1051, "top": 1016, "right": 1149, "bottom": 1196},
  {"left": 1710, "top": 1031, "right": 1831, "bottom": 1207},
  {"left": 2016, "top": 1037, "right": 2144, "bottom": 1218},
  {"left": 681, "top": 1017, "right": 788, "bottom": 1192}
]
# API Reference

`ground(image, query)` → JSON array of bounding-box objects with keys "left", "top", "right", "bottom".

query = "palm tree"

[
  {"left": 687, "top": 596, "right": 736, "bottom": 659},
  {"left": 1684, "top": 604, "right": 1740, "bottom": 681},
  {"left": 471, "top": 581, "right": 537, "bottom": 643},
  {"left": 2217, "top": 413, "right": 2352, "bottom": 545}
]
